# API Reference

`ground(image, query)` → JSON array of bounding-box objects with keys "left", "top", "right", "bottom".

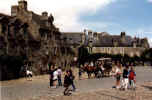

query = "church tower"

[
  {"left": 18, "top": 0, "right": 28, "bottom": 11},
  {"left": 11, "top": 0, "right": 28, "bottom": 16},
  {"left": 121, "top": 32, "right": 126, "bottom": 43},
  {"left": 81, "top": 29, "right": 86, "bottom": 44}
]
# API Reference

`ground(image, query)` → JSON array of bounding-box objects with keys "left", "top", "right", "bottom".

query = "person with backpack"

[{"left": 129, "top": 67, "right": 136, "bottom": 90}]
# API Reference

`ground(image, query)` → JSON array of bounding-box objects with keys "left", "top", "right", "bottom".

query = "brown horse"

[
  {"left": 81, "top": 65, "right": 99, "bottom": 79},
  {"left": 83, "top": 64, "right": 112, "bottom": 78}
]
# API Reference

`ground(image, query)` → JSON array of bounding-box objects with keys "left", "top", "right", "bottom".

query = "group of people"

[
  {"left": 49, "top": 62, "right": 136, "bottom": 96},
  {"left": 49, "top": 66, "right": 62, "bottom": 88},
  {"left": 113, "top": 62, "right": 136, "bottom": 90},
  {"left": 78, "top": 62, "right": 105, "bottom": 79},
  {"left": 49, "top": 65, "right": 76, "bottom": 95}
]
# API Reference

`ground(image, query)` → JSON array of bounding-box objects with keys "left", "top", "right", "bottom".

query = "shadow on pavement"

[{"left": 141, "top": 85, "right": 152, "bottom": 91}]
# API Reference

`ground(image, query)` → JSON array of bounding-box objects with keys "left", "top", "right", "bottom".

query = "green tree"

[
  {"left": 77, "top": 46, "right": 89, "bottom": 66},
  {"left": 122, "top": 54, "right": 130, "bottom": 65},
  {"left": 141, "top": 48, "right": 152, "bottom": 66},
  {"left": 111, "top": 54, "right": 123, "bottom": 62}
]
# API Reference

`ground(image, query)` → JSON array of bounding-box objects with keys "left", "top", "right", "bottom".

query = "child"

[{"left": 129, "top": 67, "right": 136, "bottom": 90}]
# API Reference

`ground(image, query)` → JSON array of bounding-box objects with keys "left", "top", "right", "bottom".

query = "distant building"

[{"left": 61, "top": 30, "right": 150, "bottom": 57}]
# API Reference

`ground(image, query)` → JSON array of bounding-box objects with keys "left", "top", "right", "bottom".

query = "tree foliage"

[
  {"left": 77, "top": 46, "right": 89, "bottom": 66},
  {"left": 141, "top": 48, "right": 152, "bottom": 65}
]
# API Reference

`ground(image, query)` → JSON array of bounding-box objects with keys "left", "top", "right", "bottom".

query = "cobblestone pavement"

[
  {"left": 43, "top": 82, "right": 152, "bottom": 100},
  {"left": 1, "top": 66, "right": 152, "bottom": 100}
]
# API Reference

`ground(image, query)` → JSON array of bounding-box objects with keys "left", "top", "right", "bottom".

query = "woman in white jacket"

[{"left": 114, "top": 62, "right": 122, "bottom": 89}]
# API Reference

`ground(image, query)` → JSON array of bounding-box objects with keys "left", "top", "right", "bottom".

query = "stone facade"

[
  {"left": 0, "top": 0, "right": 61, "bottom": 75},
  {"left": 61, "top": 30, "right": 150, "bottom": 57},
  {"left": 92, "top": 47, "right": 144, "bottom": 57},
  {"left": 11, "top": 0, "right": 57, "bottom": 40}
]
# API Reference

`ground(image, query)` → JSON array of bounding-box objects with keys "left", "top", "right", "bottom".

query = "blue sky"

[
  {"left": 78, "top": 0, "right": 152, "bottom": 47},
  {"left": 80, "top": 0, "right": 152, "bottom": 35},
  {"left": 0, "top": 0, "right": 152, "bottom": 47}
]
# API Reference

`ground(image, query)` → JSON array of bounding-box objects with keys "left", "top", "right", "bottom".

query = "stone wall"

[
  {"left": 92, "top": 47, "right": 145, "bottom": 57},
  {"left": 0, "top": 24, "right": 2, "bottom": 35}
]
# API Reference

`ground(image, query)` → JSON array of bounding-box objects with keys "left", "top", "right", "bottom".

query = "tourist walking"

[
  {"left": 114, "top": 62, "right": 122, "bottom": 89},
  {"left": 78, "top": 66, "right": 82, "bottom": 80},
  {"left": 99, "top": 62, "right": 104, "bottom": 77},
  {"left": 69, "top": 69, "right": 76, "bottom": 91},
  {"left": 129, "top": 67, "right": 136, "bottom": 90},
  {"left": 49, "top": 66, "right": 55, "bottom": 87},
  {"left": 63, "top": 70, "right": 72, "bottom": 96},
  {"left": 25, "top": 64, "right": 33, "bottom": 81},
  {"left": 121, "top": 66, "right": 129, "bottom": 90},
  {"left": 53, "top": 68, "right": 58, "bottom": 88},
  {"left": 57, "top": 67, "right": 62, "bottom": 86}
]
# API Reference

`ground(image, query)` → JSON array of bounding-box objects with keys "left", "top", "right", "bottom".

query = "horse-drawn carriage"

[
  {"left": 97, "top": 58, "right": 112, "bottom": 77},
  {"left": 80, "top": 58, "right": 112, "bottom": 79}
]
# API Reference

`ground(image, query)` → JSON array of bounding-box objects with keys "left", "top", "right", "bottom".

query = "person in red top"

[{"left": 129, "top": 67, "right": 136, "bottom": 90}]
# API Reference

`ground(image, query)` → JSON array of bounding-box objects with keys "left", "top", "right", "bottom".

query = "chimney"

[
  {"left": 121, "top": 32, "right": 126, "bottom": 42},
  {"left": 11, "top": 5, "right": 19, "bottom": 16},
  {"left": 42, "top": 12, "right": 48, "bottom": 17},
  {"left": 42, "top": 12, "right": 48, "bottom": 20}
]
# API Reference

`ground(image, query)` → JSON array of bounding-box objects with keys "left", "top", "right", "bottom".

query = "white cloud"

[
  {"left": 0, "top": 0, "right": 116, "bottom": 32},
  {"left": 132, "top": 27, "right": 152, "bottom": 48},
  {"left": 148, "top": 38, "right": 152, "bottom": 48},
  {"left": 147, "top": 0, "right": 152, "bottom": 3},
  {"left": 80, "top": 21, "right": 123, "bottom": 33}
]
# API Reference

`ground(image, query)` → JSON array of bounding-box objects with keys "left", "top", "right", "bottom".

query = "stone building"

[
  {"left": 10, "top": 0, "right": 59, "bottom": 40},
  {"left": 61, "top": 30, "right": 150, "bottom": 57},
  {"left": 0, "top": 0, "right": 61, "bottom": 76},
  {"left": 0, "top": 0, "right": 150, "bottom": 80}
]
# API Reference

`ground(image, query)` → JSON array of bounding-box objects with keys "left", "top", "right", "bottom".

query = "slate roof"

[
  {"left": 61, "top": 32, "right": 83, "bottom": 45},
  {"left": 0, "top": 13, "right": 10, "bottom": 17},
  {"left": 0, "top": 13, "right": 12, "bottom": 23},
  {"left": 61, "top": 32, "right": 142, "bottom": 47},
  {"left": 96, "top": 35, "right": 133, "bottom": 47}
]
